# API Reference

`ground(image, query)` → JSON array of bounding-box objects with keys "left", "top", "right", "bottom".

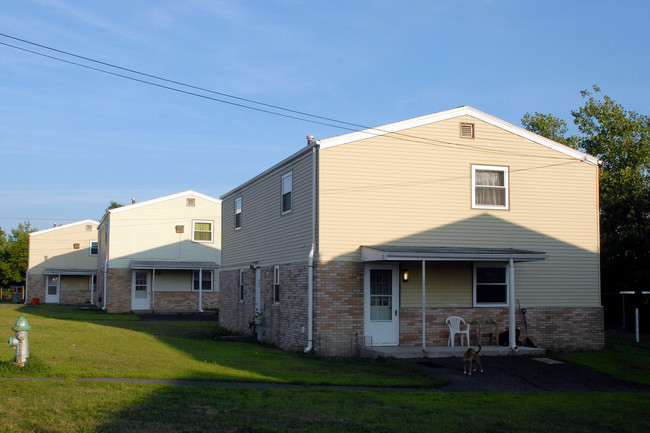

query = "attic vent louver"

[
  {"left": 186, "top": 198, "right": 196, "bottom": 207},
  {"left": 460, "top": 123, "right": 475, "bottom": 139}
]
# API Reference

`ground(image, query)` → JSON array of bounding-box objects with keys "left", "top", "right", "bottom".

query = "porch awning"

[
  {"left": 361, "top": 246, "right": 548, "bottom": 263},
  {"left": 44, "top": 268, "right": 96, "bottom": 276},
  {"left": 130, "top": 260, "right": 220, "bottom": 270}
]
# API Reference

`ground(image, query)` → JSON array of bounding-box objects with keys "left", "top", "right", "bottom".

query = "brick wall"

[
  {"left": 313, "top": 260, "right": 364, "bottom": 356},
  {"left": 220, "top": 262, "right": 309, "bottom": 352},
  {"left": 27, "top": 274, "right": 45, "bottom": 303},
  {"left": 224, "top": 259, "right": 605, "bottom": 356},
  {"left": 399, "top": 306, "right": 604, "bottom": 351},
  {"left": 60, "top": 288, "right": 92, "bottom": 305},
  {"left": 152, "top": 290, "right": 218, "bottom": 313},
  {"left": 106, "top": 268, "right": 132, "bottom": 313}
]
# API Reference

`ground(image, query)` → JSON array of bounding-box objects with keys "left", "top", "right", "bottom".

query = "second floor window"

[
  {"left": 192, "top": 220, "right": 213, "bottom": 242},
  {"left": 472, "top": 165, "right": 509, "bottom": 209},
  {"left": 90, "top": 241, "right": 98, "bottom": 256},
  {"left": 235, "top": 197, "right": 242, "bottom": 230},
  {"left": 282, "top": 172, "right": 292, "bottom": 214}
]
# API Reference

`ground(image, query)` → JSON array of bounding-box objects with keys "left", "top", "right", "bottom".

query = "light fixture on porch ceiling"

[{"left": 402, "top": 269, "right": 409, "bottom": 282}]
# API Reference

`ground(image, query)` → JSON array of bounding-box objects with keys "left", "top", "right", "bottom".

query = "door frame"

[
  {"left": 131, "top": 270, "right": 152, "bottom": 310},
  {"left": 45, "top": 274, "right": 60, "bottom": 304},
  {"left": 363, "top": 262, "right": 400, "bottom": 346}
]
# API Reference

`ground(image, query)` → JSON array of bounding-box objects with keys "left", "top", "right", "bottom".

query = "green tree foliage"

[
  {"left": 521, "top": 112, "right": 575, "bottom": 148},
  {"left": 0, "top": 222, "right": 36, "bottom": 286},
  {"left": 522, "top": 86, "right": 650, "bottom": 291}
]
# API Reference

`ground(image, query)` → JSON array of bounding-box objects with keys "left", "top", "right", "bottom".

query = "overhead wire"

[{"left": 0, "top": 33, "right": 576, "bottom": 160}]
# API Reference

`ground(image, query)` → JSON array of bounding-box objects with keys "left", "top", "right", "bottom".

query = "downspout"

[
  {"left": 90, "top": 273, "right": 94, "bottom": 306},
  {"left": 24, "top": 270, "right": 29, "bottom": 304},
  {"left": 198, "top": 267, "right": 204, "bottom": 313},
  {"left": 304, "top": 141, "right": 317, "bottom": 353},
  {"left": 421, "top": 260, "right": 426, "bottom": 351},
  {"left": 103, "top": 259, "right": 108, "bottom": 310},
  {"left": 508, "top": 258, "right": 518, "bottom": 351}
]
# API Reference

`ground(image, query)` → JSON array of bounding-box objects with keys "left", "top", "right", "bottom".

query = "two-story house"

[
  {"left": 96, "top": 190, "right": 221, "bottom": 313},
  {"left": 27, "top": 219, "right": 100, "bottom": 305},
  {"left": 219, "top": 106, "right": 603, "bottom": 356}
]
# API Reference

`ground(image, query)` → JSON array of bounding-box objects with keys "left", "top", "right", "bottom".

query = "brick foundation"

[
  {"left": 221, "top": 259, "right": 604, "bottom": 356},
  {"left": 220, "top": 262, "right": 309, "bottom": 352},
  {"left": 26, "top": 274, "right": 93, "bottom": 305},
  {"left": 399, "top": 306, "right": 604, "bottom": 351},
  {"left": 103, "top": 268, "right": 218, "bottom": 313}
]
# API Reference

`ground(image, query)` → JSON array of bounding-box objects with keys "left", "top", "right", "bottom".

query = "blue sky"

[{"left": 1, "top": 0, "right": 649, "bottom": 232}]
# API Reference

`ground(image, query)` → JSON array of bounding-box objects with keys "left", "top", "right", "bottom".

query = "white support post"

[
  {"left": 422, "top": 260, "right": 426, "bottom": 351},
  {"left": 508, "top": 258, "right": 517, "bottom": 350}
]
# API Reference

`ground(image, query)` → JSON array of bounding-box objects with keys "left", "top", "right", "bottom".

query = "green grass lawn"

[
  {"left": 555, "top": 330, "right": 650, "bottom": 385},
  {"left": 0, "top": 304, "right": 444, "bottom": 387},
  {"left": 2, "top": 304, "right": 650, "bottom": 432}
]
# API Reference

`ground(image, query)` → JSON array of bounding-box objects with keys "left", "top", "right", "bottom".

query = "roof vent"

[
  {"left": 307, "top": 135, "right": 315, "bottom": 145},
  {"left": 460, "top": 123, "right": 475, "bottom": 139},
  {"left": 186, "top": 198, "right": 196, "bottom": 207}
]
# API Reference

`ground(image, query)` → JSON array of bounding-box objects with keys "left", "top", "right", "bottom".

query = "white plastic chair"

[{"left": 446, "top": 316, "right": 470, "bottom": 347}]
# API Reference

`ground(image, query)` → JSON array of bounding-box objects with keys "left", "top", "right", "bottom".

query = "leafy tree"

[
  {"left": 0, "top": 222, "right": 36, "bottom": 286},
  {"left": 522, "top": 86, "right": 650, "bottom": 292},
  {"left": 106, "top": 201, "right": 124, "bottom": 212},
  {"left": 521, "top": 112, "right": 575, "bottom": 148}
]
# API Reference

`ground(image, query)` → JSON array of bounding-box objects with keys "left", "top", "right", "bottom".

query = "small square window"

[
  {"left": 235, "top": 197, "right": 242, "bottom": 230},
  {"left": 186, "top": 198, "right": 196, "bottom": 207},
  {"left": 192, "top": 220, "right": 213, "bottom": 242},
  {"left": 273, "top": 265, "right": 280, "bottom": 303},
  {"left": 281, "top": 172, "right": 292, "bottom": 214}
]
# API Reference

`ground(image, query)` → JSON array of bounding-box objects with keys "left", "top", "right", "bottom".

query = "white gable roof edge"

[
  {"left": 30, "top": 219, "right": 100, "bottom": 237},
  {"left": 109, "top": 190, "right": 222, "bottom": 215},
  {"left": 319, "top": 106, "right": 600, "bottom": 166}
]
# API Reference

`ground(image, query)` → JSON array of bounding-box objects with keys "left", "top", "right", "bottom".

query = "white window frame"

[
  {"left": 235, "top": 197, "right": 242, "bottom": 231},
  {"left": 273, "top": 265, "right": 280, "bottom": 304},
  {"left": 281, "top": 171, "right": 292, "bottom": 215},
  {"left": 471, "top": 165, "right": 509, "bottom": 210},
  {"left": 192, "top": 270, "right": 213, "bottom": 292},
  {"left": 473, "top": 263, "right": 509, "bottom": 307},
  {"left": 192, "top": 220, "right": 214, "bottom": 243},
  {"left": 239, "top": 269, "right": 245, "bottom": 302},
  {"left": 89, "top": 241, "right": 98, "bottom": 256}
]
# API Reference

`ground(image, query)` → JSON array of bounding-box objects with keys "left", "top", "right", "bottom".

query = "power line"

[{"left": 0, "top": 33, "right": 574, "bottom": 160}]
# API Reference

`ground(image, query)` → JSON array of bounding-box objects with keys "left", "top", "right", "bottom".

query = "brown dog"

[{"left": 463, "top": 344, "right": 483, "bottom": 375}]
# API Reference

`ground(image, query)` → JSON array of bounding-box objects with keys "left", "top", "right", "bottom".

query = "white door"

[
  {"left": 364, "top": 263, "right": 399, "bottom": 346},
  {"left": 131, "top": 270, "right": 151, "bottom": 310},
  {"left": 45, "top": 275, "right": 60, "bottom": 304}
]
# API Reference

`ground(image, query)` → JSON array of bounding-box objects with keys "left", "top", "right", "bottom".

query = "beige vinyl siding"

[
  {"left": 319, "top": 115, "right": 600, "bottom": 307},
  {"left": 61, "top": 275, "right": 90, "bottom": 291},
  {"left": 221, "top": 151, "right": 314, "bottom": 270},
  {"left": 107, "top": 195, "right": 221, "bottom": 269},
  {"left": 28, "top": 221, "right": 99, "bottom": 274},
  {"left": 401, "top": 261, "right": 473, "bottom": 307},
  {"left": 154, "top": 270, "right": 192, "bottom": 292}
]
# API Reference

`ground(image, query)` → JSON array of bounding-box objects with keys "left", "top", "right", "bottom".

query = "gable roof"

[
  {"left": 319, "top": 106, "right": 600, "bottom": 166},
  {"left": 30, "top": 219, "right": 100, "bottom": 237},
  {"left": 106, "top": 190, "right": 221, "bottom": 216}
]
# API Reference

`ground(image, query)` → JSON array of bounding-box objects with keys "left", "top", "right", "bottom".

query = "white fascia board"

[
  {"left": 30, "top": 219, "right": 100, "bottom": 237},
  {"left": 109, "top": 190, "right": 221, "bottom": 215},
  {"left": 319, "top": 106, "right": 600, "bottom": 166}
]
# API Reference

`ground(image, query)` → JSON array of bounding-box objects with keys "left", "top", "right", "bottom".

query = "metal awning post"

[
  {"left": 421, "top": 259, "right": 426, "bottom": 351},
  {"left": 508, "top": 258, "right": 517, "bottom": 350}
]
